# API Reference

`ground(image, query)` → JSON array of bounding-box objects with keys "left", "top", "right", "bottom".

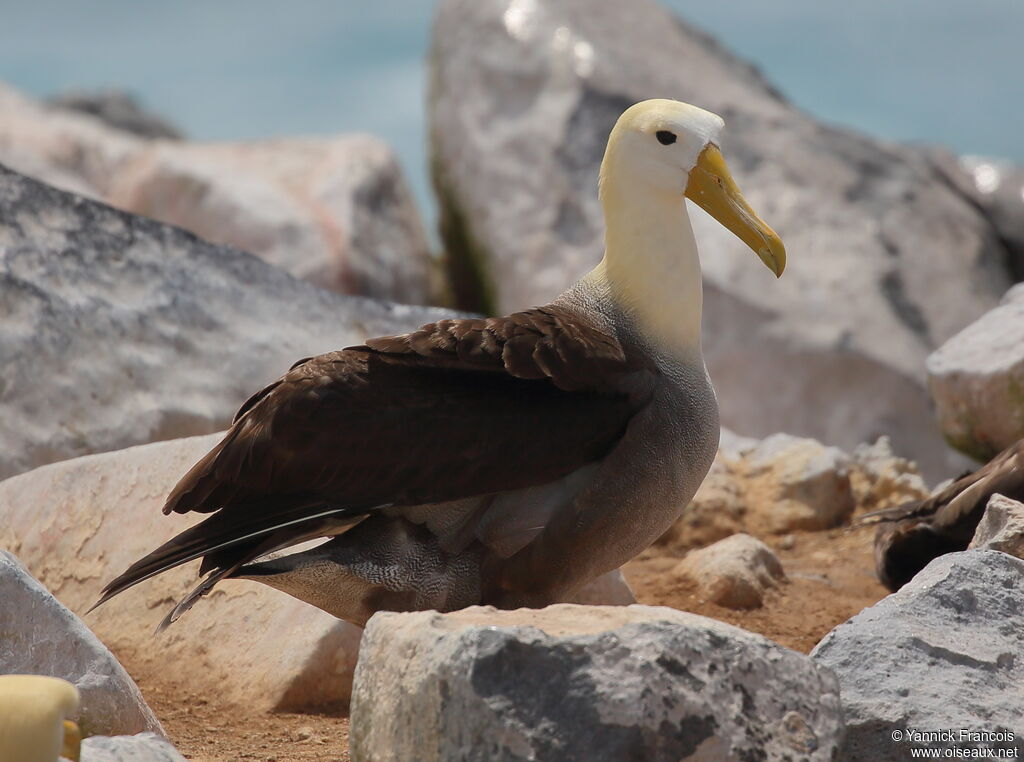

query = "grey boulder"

[
  {"left": 927, "top": 284, "right": 1024, "bottom": 461},
  {"left": 429, "top": 0, "right": 1011, "bottom": 480},
  {"left": 351, "top": 604, "right": 843, "bottom": 761},
  {"left": 0, "top": 552, "right": 161, "bottom": 738},
  {"left": 0, "top": 163, "right": 454, "bottom": 480},
  {"left": 811, "top": 550, "right": 1024, "bottom": 760}
]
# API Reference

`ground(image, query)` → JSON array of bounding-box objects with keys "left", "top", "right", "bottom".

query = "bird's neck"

[{"left": 588, "top": 173, "right": 704, "bottom": 362}]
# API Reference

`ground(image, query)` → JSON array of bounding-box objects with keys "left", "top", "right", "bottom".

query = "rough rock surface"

[
  {"left": 0, "top": 435, "right": 366, "bottom": 712},
  {"left": 77, "top": 733, "right": 187, "bottom": 762},
  {"left": 659, "top": 432, "right": 872, "bottom": 550},
  {"left": 968, "top": 494, "right": 1024, "bottom": 557},
  {"left": 0, "top": 82, "right": 435, "bottom": 302},
  {"left": 674, "top": 533, "right": 785, "bottom": 609},
  {"left": 927, "top": 284, "right": 1024, "bottom": 461},
  {"left": 429, "top": 0, "right": 1011, "bottom": 480},
  {"left": 811, "top": 551, "right": 1024, "bottom": 760},
  {"left": 0, "top": 164, "right": 454, "bottom": 480},
  {"left": 0, "top": 553, "right": 161, "bottom": 738},
  {"left": 351, "top": 604, "right": 843, "bottom": 762}
]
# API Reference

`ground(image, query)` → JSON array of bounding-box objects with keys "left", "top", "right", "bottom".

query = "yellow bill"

[
  {"left": 684, "top": 143, "right": 786, "bottom": 277},
  {"left": 62, "top": 719, "right": 82, "bottom": 762}
]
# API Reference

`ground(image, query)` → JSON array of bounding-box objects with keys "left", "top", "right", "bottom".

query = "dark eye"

[{"left": 656, "top": 130, "right": 677, "bottom": 146}]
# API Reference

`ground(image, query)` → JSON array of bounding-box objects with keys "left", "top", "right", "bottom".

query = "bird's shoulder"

[{"left": 359, "top": 304, "right": 648, "bottom": 392}]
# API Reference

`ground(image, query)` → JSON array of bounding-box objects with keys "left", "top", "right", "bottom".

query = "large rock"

[
  {"left": 0, "top": 82, "right": 436, "bottom": 303},
  {"left": 811, "top": 551, "right": 1024, "bottom": 760},
  {"left": 0, "top": 164, "right": 453, "bottom": 480},
  {"left": 78, "top": 733, "right": 186, "bottom": 762},
  {"left": 429, "top": 0, "right": 1011, "bottom": 480},
  {"left": 968, "top": 494, "right": 1024, "bottom": 557},
  {"left": 0, "top": 435, "right": 365, "bottom": 713},
  {"left": 351, "top": 604, "right": 843, "bottom": 761},
  {"left": 674, "top": 533, "right": 785, "bottom": 609},
  {"left": 927, "top": 284, "right": 1024, "bottom": 461},
  {"left": 0, "top": 553, "right": 161, "bottom": 738}
]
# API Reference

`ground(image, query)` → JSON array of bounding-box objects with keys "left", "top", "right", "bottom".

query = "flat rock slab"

[
  {"left": 812, "top": 551, "right": 1024, "bottom": 760},
  {"left": 927, "top": 285, "right": 1024, "bottom": 460},
  {"left": 351, "top": 604, "right": 842, "bottom": 762},
  {"left": 430, "top": 0, "right": 1011, "bottom": 480},
  {"left": 0, "top": 553, "right": 161, "bottom": 738},
  {"left": 0, "top": 435, "right": 365, "bottom": 713},
  {"left": 0, "top": 163, "right": 454, "bottom": 481}
]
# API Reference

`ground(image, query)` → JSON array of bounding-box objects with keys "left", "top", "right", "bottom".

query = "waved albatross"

[{"left": 96, "top": 99, "right": 786, "bottom": 628}]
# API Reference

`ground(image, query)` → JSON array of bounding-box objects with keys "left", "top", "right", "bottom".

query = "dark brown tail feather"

[{"left": 89, "top": 496, "right": 374, "bottom": 613}]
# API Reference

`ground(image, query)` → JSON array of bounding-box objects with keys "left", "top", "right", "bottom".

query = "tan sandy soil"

[{"left": 114, "top": 522, "right": 884, "bottom": 760}]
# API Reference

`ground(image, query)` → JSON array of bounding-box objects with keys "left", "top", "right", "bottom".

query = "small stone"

[
  {"left": 968, "top": 494, "right": 1024, "bottom": 557},
  {"left": 78, "top": 732, "right": 186, "bottom": 761},
  {"left": 563, "top": 568, "right": 636, "bottom": 605},
  {"left": 675, "top": 533, "right": 786, "bottom": 609}
]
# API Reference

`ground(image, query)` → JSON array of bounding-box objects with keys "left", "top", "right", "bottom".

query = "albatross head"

[{"left": 599, "top": 98, "right": 785, "bottom": 278}]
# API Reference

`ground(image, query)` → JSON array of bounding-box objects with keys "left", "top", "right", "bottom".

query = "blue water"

[{"left": 1, "top": 0, "right": 1020, "bottom": 219}]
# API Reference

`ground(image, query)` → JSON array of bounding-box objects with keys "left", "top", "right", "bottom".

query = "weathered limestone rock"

[
  {"left": 351, "top": 604, "right": 843, "bottom": 762},
  {"left": 0, "top": 436, "right": 365, "bottom": 712},
  {"left": 0, "top": 553, "right": 161, "bottom": 738},
  {"left": 77, "top": 733, "right": 186, "bottom": 762},
  {"left": 0, "top": 164, "right": 453, "bottom": 480},
  {"left": 811, "top": 551, "right": 1024, "bottom": 760},
  {"left": 430, "top": 0, "right": 1011, "bottom": 480},
  {"left": 0, "top": 82, "right": 436, "bottom": 303},
  {"left": 927, "top": 284, "right": 1024, "bottom": 461},
  {"left": 968, "top": 494, "right": 1024, "bottom": 557},
  {"left": 674, "top": 533, "right": 785, "bottom": 609},
  {"left": 659, "top": 432, "right": 861, "bottom": 550}
]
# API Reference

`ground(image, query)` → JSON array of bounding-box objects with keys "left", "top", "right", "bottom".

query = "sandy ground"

[{"left": 116, "top": 522, "right": 885, "bottom": 761}]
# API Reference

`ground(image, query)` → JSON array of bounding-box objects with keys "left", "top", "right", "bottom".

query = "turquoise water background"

[{"left": 1, "top": 0, "right": 1020, "bottom": 217}]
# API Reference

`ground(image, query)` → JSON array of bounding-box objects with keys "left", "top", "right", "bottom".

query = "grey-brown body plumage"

[
  {"left": 869, "top": 440, "right": 1024, "bottom": 591},
  {"left": 98, "top": 280, "right": 720, "bottom": 627}
]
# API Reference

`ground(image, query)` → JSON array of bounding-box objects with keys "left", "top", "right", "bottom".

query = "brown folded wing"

[{"left": 99, "top": 306, "right": 654, "bottom": 604}]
